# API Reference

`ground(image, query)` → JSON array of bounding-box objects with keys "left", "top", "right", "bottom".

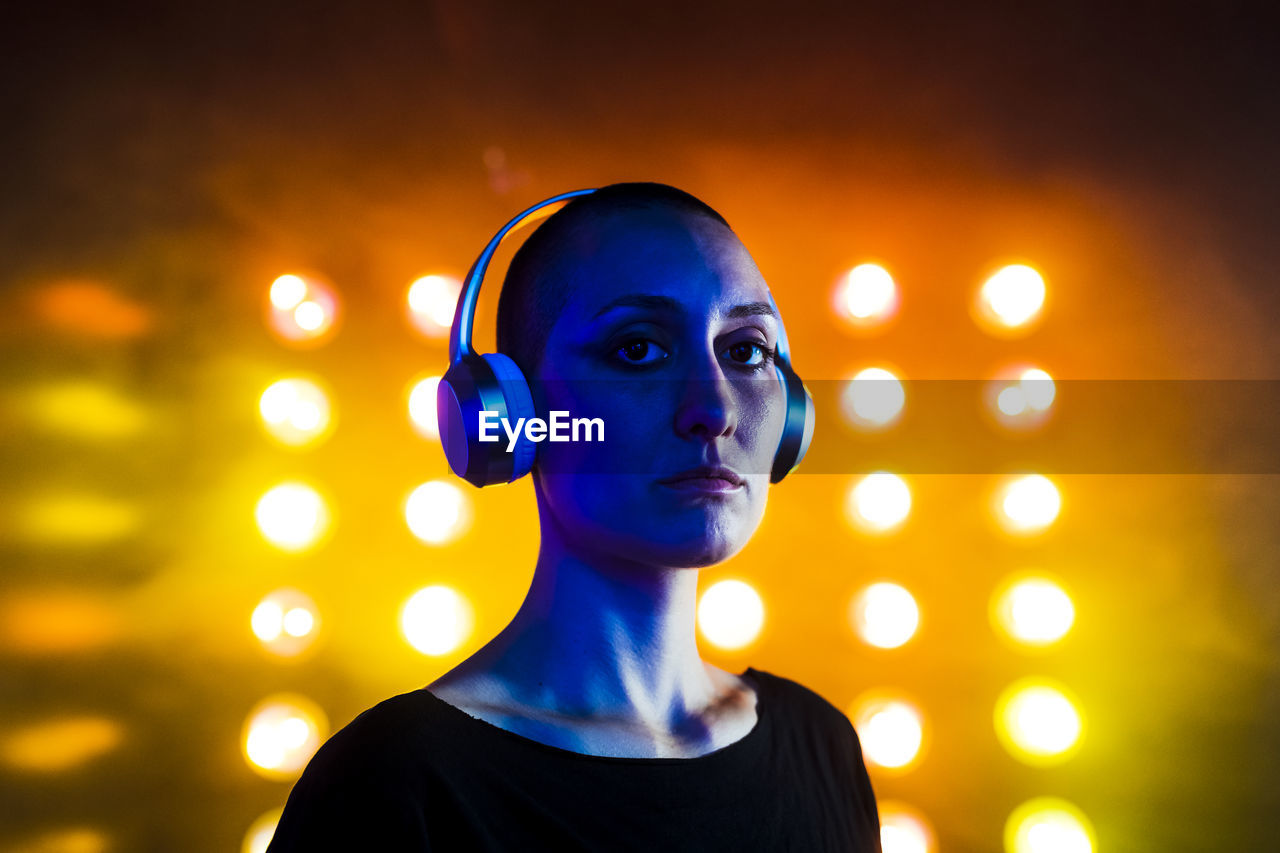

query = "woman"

[{"left": 267, "top": 183, "right": 882, "bottom": 851}]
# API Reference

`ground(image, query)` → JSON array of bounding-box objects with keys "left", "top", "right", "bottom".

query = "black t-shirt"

[{"left": 266, "top": 668, "right": 882, "bottom": 852}]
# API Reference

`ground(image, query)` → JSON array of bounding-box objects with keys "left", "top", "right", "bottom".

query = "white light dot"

[
  {"left": 841, "top": 368, "right": 905, "bottom": 428},
  {"left": 852, "top": 582, "right": 920, "bottom": 648},
  {"left": 842, "top": 264, "right": 898, "bottom": 321},
  {"left": 697, "top": 580, "right": 765, "bottom": 650},
  {"left": 404, "top": 480, "right": 470, "bottom": 545},
  {"left": 980, "top": 265, "right": 1046, "bottom": 328},
  {"left": 401, "top": 585, "right": 473, "bottom": 655},
  {"left": 848, "top": 472, "right": 912, "bottom": 532},
  {"left": 270, "top": 275, "right": 307, "bottom": 311}
]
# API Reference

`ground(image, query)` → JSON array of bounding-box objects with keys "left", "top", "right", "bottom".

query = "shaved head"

[{"left": 495, "top": 182, "right": 731, "bottom": 377}]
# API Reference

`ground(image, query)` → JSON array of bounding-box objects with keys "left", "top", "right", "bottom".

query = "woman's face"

[{"left": 530, "top": 208, "right": 787, "bottom": 570}]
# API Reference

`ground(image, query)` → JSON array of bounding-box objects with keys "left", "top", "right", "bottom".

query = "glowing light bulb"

[
  {"left": 255, "top": 483, "right": 330, "bottom": 551},
  {"left": 841, "top": 368, "right": 905, "bottom": 429},
  {"left": 697, "top": 579, "right": 765, "bottom": 650},
  {"left": 840, "top": 264, "right": 898, "bottom": 323},
  {"left": 980, "top": 265, "right": 1046, "bottom": 328},
  {"left": 851, "top": 582, "right": 920, "bottom": 648},
  {"left": 847, "top": 472, "right": 912, "bottom": 533},
  {"left": 995, "top": 678, "right": 1084, "bottom": 765},
  {"left": 401, "top": 585, "right": 473, "bottom": 655},
  {"left": 996, "top": 475, "right": 1061, "bottom": 534},
  {"left": 404, "top": 480, "right": 470, "bottom": 545}
]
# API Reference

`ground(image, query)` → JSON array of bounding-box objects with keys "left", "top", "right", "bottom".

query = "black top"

[{"left": 266, "top": 668, "right": 882, "bottom": 852}]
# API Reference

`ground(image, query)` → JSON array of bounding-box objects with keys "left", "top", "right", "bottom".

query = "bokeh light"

[
  {"left": 242, "top": 808, "right": 283, "bottom": 853},
  {"left": 242, "top": 694, "right": 327, "bottom": 780},
  {"left": 406, "top": 274, "right": 462, "bottom": 338},
  {"left": 878, "top": 800, "right": 938, "bottom": 853},
  {"left": 23, "top": 381, "right": 148, "bottom": 441},
  {"left": 976, "top": 264, "right": 1046, "bottom": 331},
  {"left": 836, "top": 264, "right": 898, "bottom": 326},
  {"left": 991, "top": 574, "right": 1075, "bottom": 648},
  {"left": 995, "top": 678, "right": 1085, "bottom": 765},
  {"left": 8, "top": 828, "right": 110, "bottom": 853},
  {"left": 840, "top": 367, "right": 906, "bottom": 429},
  {"left": 251, "top": 588, "right": 321, "bottom": 657},
  {"left": 407, "top": 375, "right": 443, "bottom": 440},
  {"left": 850, "top": 693, "right": 927, "bottom": 772},
  {"left": 404, "top": 480, "right": 471, "bottom": 544},
  {"left": 16, "top": 492, "right": 140, "bottom": 546},
  {"left": 850, "top": 582, "right": 920, "bottom": 648},
  {"left": 266, "top": 274, "right": 340, "bottom": 345},
  {"left": 255, "top": 483, "right": 331, "bottom": 551},
  {"left": 697, "top": 579, "right": 765, "bottom": 650},
  {"left": 986, "top": 366, "right": 1057, "bottom": 429},
  {"left": 847, "top": 472, "right": 912, "bottom": 533},
  {"left": 401, "top": 585, "right": 474, "bottom": 655},
  {"left": 259, "top": 377, "right": 333, "bottom": 447},
  {"left": 1004, "top": 797, "right": 1096, "bottom": 853},
  {"left": 0, "top": 716, "right": 124, "bottom": 773},
  {"left": 995, "top": 475, "right": 1062, "bottom": 534}
]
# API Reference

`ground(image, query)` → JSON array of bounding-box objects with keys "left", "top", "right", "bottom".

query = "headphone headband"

[{"left": 449, "top": 188, "right": 598, "bottom": 363}]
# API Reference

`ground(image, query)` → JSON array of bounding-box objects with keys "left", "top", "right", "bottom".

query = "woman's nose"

[{"left": 673, "top": 370, "right": 738, "bottom": 440}]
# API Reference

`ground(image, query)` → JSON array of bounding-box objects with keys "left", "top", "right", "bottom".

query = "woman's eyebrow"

[
  {"left": 726, "top": 301, "right": 778, "bottom": 320},
  {"left": 592, "top": 294, "right": 682, "bottom": 318}
]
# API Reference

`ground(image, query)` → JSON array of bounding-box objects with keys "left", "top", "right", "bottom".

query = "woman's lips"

[{"left": 659, "top": 476, "right": 743, "bottom": 493}]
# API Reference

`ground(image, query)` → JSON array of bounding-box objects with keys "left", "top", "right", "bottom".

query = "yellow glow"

[
  {"left": 995, "top": 678, "right": 1084, "bottom": 765},
  {"left": 401, "top": 585, "right": 474, "bottom": 655},
  {"left": 1005, "top": 797, "right": 1096, "bottom": 853},
  {"left": 847, "top": 472, "right": 912, "bottom": 533},
  {"left": 841, "top": 264, "right": 898, "bottom": 322},
  {"left": 242, "top": 808, "right": 284, "bottom": 853},
  {"left": 404, "top": 480, "right": 470, "bottom": 544},
  {"left": 407, "top": 375, "right": 443, "bottom": 439},
  {"left": 259, "top": 378, "right": 333, "bottom": 447},
  {"left": 0, "top": 716, "right": 123, "bottom": 773},
  {"left": 0, "top": 592, "right": 122, "bottom": 654},
  {"left": 293, "top": 300, "right": 326, "bottom": 331},
  {"left": 878, "top": 801, "right": 937, "bottom": 853},
  {"left": 24, "top": 381, "right": 147, "bottom": 440},
  {"left": 255, "top": 483, "right": 330, "bottom": 551},
  {"left": 243, "top": 694, "right": 327, "bottom": 780},
  {"left": 851, "top": 582, "right": 920, "bottom": 648},
  {"left": 850, "top": 694, "right": 926, "bottom": 771},
  {"left": 1020, "top": 368, "right": 1056, "bottom": 410},
  {"left": 270, "top": 275, "right": 308, "bottom": 310},
  {"left": 17, "top": 493, "right": 140, "bottom": 545},
  {"left": 841, "top": 367, "right": 905, "bottom": 428},
  {"left": 980, "top": 265, "right": 1046, "bottom": 328},
  {"left": 697, "top": 579, "right": 765, "bottom": 650},
  {"left": 8, "top": 828, "right": 110, "bottom": 853},
  {"left": 992, "top": 575, "right": 1075, "bottom": 647},
  {"left": 997, "top": 475, "right": 1061, "bottom": 534},
  {"left": 407, "top": 275, "right": 462, "bottom": 336},
  {"left": 251, "top": 589, "right": 320, "bottom": 656}
]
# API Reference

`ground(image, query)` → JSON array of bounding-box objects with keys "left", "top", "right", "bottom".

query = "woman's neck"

[{"left": 457, "top": 536, "right": 723, "bottom": 733}]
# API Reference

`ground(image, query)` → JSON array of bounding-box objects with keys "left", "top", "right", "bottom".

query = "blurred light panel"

[
  {"left": 0, "top": 592, "right": 122, "bottom": 655},
  {"left": 836, "top": 264, "right": 898, "bottom": 326},
  {"left": 252, "top": 588, "right": 321, "bottom": 657},
  {"left": 17, "top": 493, "right": 140, "bottom": 546},
  {"left": 33, "top": 279, "right": 152, "bottom": 339},
  {"left": 840, "top": 367, "right": 905, "bottom": 429},
  {"left": 266, "top": 274, "right": 340, "bottom": 345},
  {"left": 850, "top": 582, "right": 920, "bottom": 648},
  {"left": 401, "top": 585, "right": 473, "bottom": 655},
  {"left": 23, "top": 381, "right": 148, "bottom": 440},
  {"left": 242, "top": 808, "right": 283, "bottom": 853},
  {"left": 1004, "top": 797, "right": 1096, "bottom": 853},
  {"left": 697, "top": 579, "right": 765, "bottom": 650},
  {"left": 991, "top": 574, "right": 1075, "bottom": 648},
  {"left": 406, "top": 274, "right": 462, "bottom": 338},
  {"left": 878, "top": 801, "right": 937, "bottom": 853},
  {"left": 255, "top": 483, "right": 331, "bottom": 551},
  {"left": 9, "top": 828, "right": 110, "bottom": 853},
  {"left": 995, "top": 475, "right": 1061, "bottom": 534},
  {"left": 259, "top": 377, "right": 333, "bottom": 447},
  {"left": 850, "top": 693, "right": 926, "bottom": 772},
  {"left": 976, "top": 264, "right": 1046, "bottom": 331},
  {"left": 847, "top": 472, "right": 912, "bottom": 533},
  {"left": 242, "top": 694, "right": 328, "bottom": 780},
  {"left": 995, "top": 678, "right": 1084, "bottom": 766},
  {"left": 407, "top": 375, "right": 443, "bottom": 440},
  {"left": 404, "top": 480, "right": 470, "bottom": 545},
  {"left": 0, "top": 716, "right": 123, "bottom": 773}
]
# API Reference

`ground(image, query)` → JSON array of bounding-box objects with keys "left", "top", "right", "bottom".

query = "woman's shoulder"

[
  {"left": 300, "top": 688, "right": 462, "bottom": 777},
  {"left": 747, "top": 667, "right": 862, "bottom": 741}
]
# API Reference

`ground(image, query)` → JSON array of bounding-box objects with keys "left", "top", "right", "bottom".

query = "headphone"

[{"left": 436, "top": 188, "right": 815, "bottom": 488}]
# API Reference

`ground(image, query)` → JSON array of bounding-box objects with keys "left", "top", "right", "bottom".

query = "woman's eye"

[
  {"left": 724, "top": 341, "right": 773, "bottom": 368},
  {"left": 615, "top": 339, "right": 669, "bottom": 365}
]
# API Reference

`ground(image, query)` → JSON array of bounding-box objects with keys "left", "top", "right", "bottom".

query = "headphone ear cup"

[
  {"left": 436, "top": 353, "right": 537, "bottom": 487},
  {"left": 480, "top": 353, "right": 538, "bottom": 481},
  {"left": 771, "top": 359, "right": 816, "bottom": 483}
]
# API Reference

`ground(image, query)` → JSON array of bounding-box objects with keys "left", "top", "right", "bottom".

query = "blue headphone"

[{"left": 436, "top": 188, "right": 815, "bottom": 488}]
